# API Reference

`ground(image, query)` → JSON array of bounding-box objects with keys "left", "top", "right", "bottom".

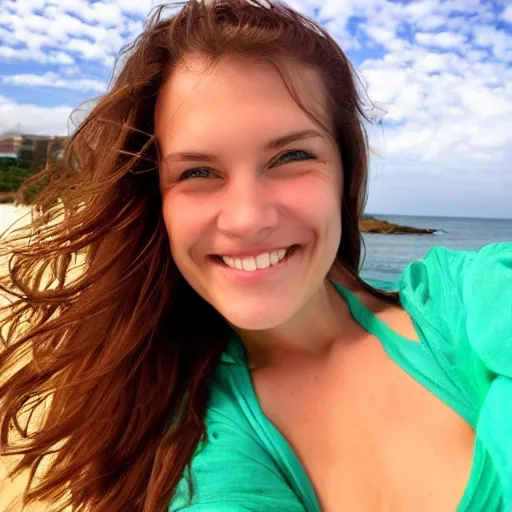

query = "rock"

[{"left": 360, "top": 216, "right": 436, "bottom": 235}]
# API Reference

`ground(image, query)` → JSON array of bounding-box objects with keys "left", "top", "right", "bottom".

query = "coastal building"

[
  {"left": 13, "top": 135, "right": 68, "bottom": 169},
  {"left": 1, "top": 126, "right": 68, "bottom": 168},
  {"left": 0, "top": 128, "right": 23, "bottom": 159},
  {"left": 18, "top": 135, "right": 53, "bottom": 169}
]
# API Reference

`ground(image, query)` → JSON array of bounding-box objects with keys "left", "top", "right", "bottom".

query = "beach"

[
  {"left": 0, "top": 204, "right": 32, "bottom": 245},
  {"left": 0, "top": 205, "right": 33, "bottom": 312},
  {"left": 0, "top": 204, "right": 57, "bottom": 512}
]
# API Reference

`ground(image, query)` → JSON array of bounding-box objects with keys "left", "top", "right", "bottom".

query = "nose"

[{"left": 216, "top": 171, "right": 278, "bottom": 241}]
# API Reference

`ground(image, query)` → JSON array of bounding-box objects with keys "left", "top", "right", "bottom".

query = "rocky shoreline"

[{"left": 360, "top": 216, "right": 437, "bottom": 235}]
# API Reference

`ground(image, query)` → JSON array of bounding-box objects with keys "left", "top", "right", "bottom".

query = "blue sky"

[{"left": 0, "top": 0, "right": 511, "bottom": 218}]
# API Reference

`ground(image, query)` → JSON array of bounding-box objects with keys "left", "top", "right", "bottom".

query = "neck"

[{"left": 236, "top": 279, "right": 352, "bottom": 370}]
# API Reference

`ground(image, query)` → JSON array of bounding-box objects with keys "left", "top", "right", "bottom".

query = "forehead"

[{"left": 154, "top": 54, "right": 331, "bottom": 145}]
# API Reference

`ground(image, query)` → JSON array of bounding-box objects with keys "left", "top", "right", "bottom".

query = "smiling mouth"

[{"left": 210, "top": 244, "right": 301, "bottom": 272}]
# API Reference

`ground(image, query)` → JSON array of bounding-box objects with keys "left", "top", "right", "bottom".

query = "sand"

[
  {"left": 0, "top": 205, "right": 32, "bottom": 232},
  {"left": 0, "top": 204, "right": 63, "bottom": 512}
]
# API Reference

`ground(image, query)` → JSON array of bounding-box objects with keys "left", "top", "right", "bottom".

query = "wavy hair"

[{"left": 0, "top": 1, "right": 399, "bottom": 510}]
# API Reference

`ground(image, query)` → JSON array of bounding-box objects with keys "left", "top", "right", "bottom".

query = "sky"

[{"left": 0, "top": 0, "right": 511, "bottom": 219}]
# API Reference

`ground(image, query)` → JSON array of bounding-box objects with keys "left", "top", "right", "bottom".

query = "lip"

[{"left": 210, "top": 244, "right": 297, "bottom": 258}]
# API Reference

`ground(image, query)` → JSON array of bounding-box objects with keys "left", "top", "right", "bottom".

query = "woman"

[{"left": 0, "top": 1, "right": 510, "bottom": 511}]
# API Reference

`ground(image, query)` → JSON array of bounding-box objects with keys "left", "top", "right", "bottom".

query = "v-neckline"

[{"left": 229, "top": 280, "right": 482, "bottom": 511}]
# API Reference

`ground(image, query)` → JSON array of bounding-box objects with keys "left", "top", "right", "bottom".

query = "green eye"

[
  {"left": 276, "top": 150, "right": 315, "bottom": 165},
  {"left": 178, "top": 150, "right": 315, "bottom": 180},
  {"left": 179, "top": 168, "right": 213, "bottom": 181}
]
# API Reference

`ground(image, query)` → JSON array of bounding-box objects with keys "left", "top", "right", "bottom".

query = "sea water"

[{"left": 361, "top": 215, "right": 512, "bottom": 285}]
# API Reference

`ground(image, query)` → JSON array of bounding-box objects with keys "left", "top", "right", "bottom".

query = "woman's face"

[{"left": 155, "top": 54, "right": 343, "bottom": 331}]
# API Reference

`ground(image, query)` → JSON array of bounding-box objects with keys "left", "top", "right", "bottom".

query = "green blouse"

[{"left": 170, "top": 242, "right": 512, "bottom": 511}]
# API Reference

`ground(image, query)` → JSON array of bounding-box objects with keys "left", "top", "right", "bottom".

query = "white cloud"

[
  {"left": 0, "top": 46, "right": 74, "bottom": 65},
  {"left": 367, "top": 26, "right": 401, "bottom": 50},
  {"left": 415, "top": 31, "right": 467, "bottom": 48},
  {"left": 415, "top": 14, "right": 446, "bottom": 30},
  {"left": 114, "top": 0, "right": 154, "bottom": 16},
  {"left": 360, "top": 67, "right": 408, "bottom": 103},
  {"left": 384, "top": 83, "right": 424, "bottom": 123},
  {"left": 66, "top": 38, "right": 114, "bottom": 64},
  {"left": 60, "top": 65, "right": 82, "bottom": 77},
  {"left": 125, "top": 20, "right": 144, "bottom": 40},
  {"left": 502, "top": 5, "right": 512, "bottom": 24},
  {"left": 2, "top": 72, "right": 107, "bottom": 92},
  {"left": 363, "top": 58, "right": 512, "bottom": 167},
  {"left": 403, "top": 0, "right": 440, "bottom": 20},
  {"left": 473, "top": 25, "right": 512, "bottom": 60},
  {"left": 437, "top": 0, "right": 490, "bottom": 16},
  {"left": 0, "top": 4, "right": 131, "bottom": 66},
  {"left": 0, "top": 95, "right": 73, "bottom": 136},
  {"left": 456, "top": 83, "right": 512, "bottom": 119},
  {"left": 357, "top": 6, "right": 512, "bottom": 210},
  {"left": 79, "top": 2, "right": 124, "bottom": 26},
  {"left": 414, "top": 52, "right": 449, "bottom": 73},
  {"left": 466, "top": 48, "right": 491, "bottom": 62}
]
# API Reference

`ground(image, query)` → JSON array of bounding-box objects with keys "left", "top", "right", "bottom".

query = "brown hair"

[{"left": 0, "top": 1, "right": 399, "bottom": 511}]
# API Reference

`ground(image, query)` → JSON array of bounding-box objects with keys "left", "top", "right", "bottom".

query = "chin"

[{"left": 219, "top": 302, "right": 295, "bottom": 332}]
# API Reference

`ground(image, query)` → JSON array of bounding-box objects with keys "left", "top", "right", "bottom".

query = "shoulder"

[
  {"left": 399, "top": 242, "right": 512, "bottom": 377},
  {"left": 400, "top": 242, "right": 511, "bottom": 301},
  {"left": 398, "top": 242, "right": 511, "bottom": 319}
]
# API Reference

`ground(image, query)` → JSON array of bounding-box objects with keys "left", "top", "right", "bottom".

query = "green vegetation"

[
  {"left": 0, "top": 157, "right": 31, "bottom": 191},
  {"left": 0, "top": 157, "right": 48, "bottom": 204}
]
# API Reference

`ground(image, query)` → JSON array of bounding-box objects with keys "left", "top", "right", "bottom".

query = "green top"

[{"left": 170, "top": 242, "right": 512, "bottom": 511}]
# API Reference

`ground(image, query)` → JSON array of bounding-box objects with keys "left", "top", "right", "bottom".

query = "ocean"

[{"left": 360, "top": 215, "right": 512, "bottom": 285}]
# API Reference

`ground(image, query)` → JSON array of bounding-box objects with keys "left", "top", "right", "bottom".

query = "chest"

[{"left": 252, "top": 335, "right": 476, "bottom": 512}]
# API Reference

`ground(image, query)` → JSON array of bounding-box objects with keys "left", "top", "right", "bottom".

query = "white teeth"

[
  {"left": 256, "top": 252, "right": 271, "bottom": 269},
  {"left": 221, "top": 247, "right": 290, "bottom": 271},
  {"left": 269, "top": 250, "right": 280, "bottom": 265},
  {"left": 242, "top": 257, "right": 257, "bottom": 271}
]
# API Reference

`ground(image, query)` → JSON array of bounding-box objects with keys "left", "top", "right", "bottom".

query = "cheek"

[
  {"left": 279, "top": 172, "right": 342, "bottom": 232},
  {"left": 287, "top": 172, "right": 342, "bottom": 266},
  {"left": 161, "top": 195, "right": 176, "bottom": 246},
  {"left": 161, "top": 193, "right": 202, "bottom": 263}
]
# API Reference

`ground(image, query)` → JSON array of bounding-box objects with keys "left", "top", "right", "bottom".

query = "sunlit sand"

[{"left": 0, "top": 204, "right": 69, "bottom": 512}]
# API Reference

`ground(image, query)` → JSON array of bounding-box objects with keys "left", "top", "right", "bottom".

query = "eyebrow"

[{"left": 162, "top": 129, "right": 325, "bottom": 163}]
